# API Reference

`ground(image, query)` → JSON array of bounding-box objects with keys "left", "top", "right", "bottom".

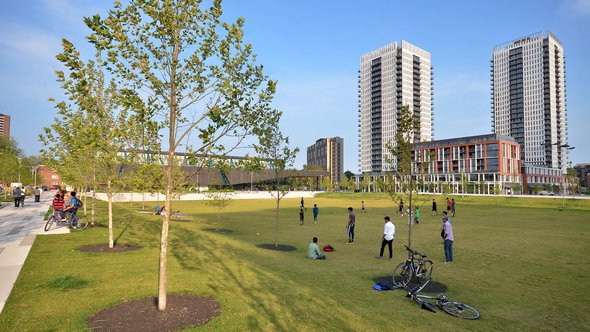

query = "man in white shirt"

[{"left": 376, "top": 216, "right": 395, "bottom": 260}]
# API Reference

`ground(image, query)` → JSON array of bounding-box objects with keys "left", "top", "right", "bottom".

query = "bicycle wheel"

[
  {"left": 44, "top": 215, "right": 56, "bottom": 232},
  {"left": 76, "top": 215, "right": 89, "bottom": 230},
  {"left": 69, "top": 215, "right": 80, "bottom": 230},
  {"left": 393, "top": 261, "right": 414, "bottom": 288},
  {"left": 417, "top": 259, "right": 434, "bottom": 284},
  {"left": 441, "top": 301, "right": 480, "bottom": 320}
]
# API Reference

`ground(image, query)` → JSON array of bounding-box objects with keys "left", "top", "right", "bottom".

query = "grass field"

[{"left": 1, "top": 194, "right": 589, "bottom": 331}]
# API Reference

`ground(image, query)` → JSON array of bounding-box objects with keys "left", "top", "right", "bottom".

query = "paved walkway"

[{"left": 0, "top": 192, "right": 67, "bottom": 314}]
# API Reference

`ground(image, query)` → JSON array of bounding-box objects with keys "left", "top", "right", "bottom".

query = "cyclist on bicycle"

[
  {"left": 63, "top": 191, "right": 79, "bottom": 220},
  {"left": 52, "top": 192, "right": 65, "bottom": 220}
]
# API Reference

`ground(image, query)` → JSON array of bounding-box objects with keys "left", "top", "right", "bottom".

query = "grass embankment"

[{"left": 0, "top": 194, "right": 589, "bottom": 331}]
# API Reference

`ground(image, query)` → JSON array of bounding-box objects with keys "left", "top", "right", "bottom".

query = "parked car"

[
  {"left": 539, "top": 191, "right": 555, "bottom": 196},
  {"left": 41, "top": 185, "right": 49, "bottom": 191}
]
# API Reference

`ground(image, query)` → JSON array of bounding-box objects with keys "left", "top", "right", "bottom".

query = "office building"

[
  {"left": 359, "top": 40, "right": 433, "bottom": 174},
  {"left": 0, "top": 113, "right": 10, "bottom": 138},
  {"left": 307, "top": 137, "right": 344, "bottom": 185},
  {"left": 491, "top": 32, "right": 568, "bottom": 174}
]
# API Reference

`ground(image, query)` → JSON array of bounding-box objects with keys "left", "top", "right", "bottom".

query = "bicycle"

[
  {"left": 392, "top": 245, "right": 433, "bottom": 290},
  {"left": 45, "top": 210, "right": 88, "bottom": 231},
  {"left": 406, "top": 291, "right": 480, "bottom": 320}
]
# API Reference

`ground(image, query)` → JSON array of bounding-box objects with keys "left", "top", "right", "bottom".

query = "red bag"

[{"left": 323, "top": 245, "right": 334, "bottom": 252}]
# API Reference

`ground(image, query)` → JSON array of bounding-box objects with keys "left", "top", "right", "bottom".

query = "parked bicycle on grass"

[{"left": 393, "top": 245, "right": 434, "bottom": 291}]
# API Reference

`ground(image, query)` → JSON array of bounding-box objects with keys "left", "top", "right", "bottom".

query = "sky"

[{"left": 0, "top": 0, "right": 589, "bottom": 172}]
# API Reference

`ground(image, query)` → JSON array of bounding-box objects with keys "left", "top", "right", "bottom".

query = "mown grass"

[{"left": 0, "top": 194, "right": 589, "bottom": 331}]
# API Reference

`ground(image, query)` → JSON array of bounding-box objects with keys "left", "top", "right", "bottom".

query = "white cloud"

[{"left": 0, "top": 25, "right": 60, "bottom": 62}]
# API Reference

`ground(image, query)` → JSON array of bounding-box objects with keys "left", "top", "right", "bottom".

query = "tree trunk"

[
  {"left": 274, "top": 196, "right": 280, "bottom": 247},
  {"left": 159, "top": 164, "right": 173, "bottom": 311},
  {"left": 91, "top": 188, "right": 96, "bottom": 226},
  {"left": 108, "top": 181, "right": 114, "bottom": 249}
]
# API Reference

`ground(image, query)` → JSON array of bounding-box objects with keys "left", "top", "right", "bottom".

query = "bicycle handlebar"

[{"left": 404, "top": 245, "right": 427, "bottom": 258}]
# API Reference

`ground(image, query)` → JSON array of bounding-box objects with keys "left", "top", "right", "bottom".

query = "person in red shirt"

[{"left": 52, "top": 193, "right": 65, "bottom": 220}]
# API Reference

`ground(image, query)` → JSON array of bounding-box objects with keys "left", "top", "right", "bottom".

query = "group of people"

[
  {"left": 51, "top": 190, "right": 80, "bottom": 220},
  {"left": 307, "top": 199, "right": 455, "bottom": 264},
  {"left": 11, "top": 186, "right": 44, "bottom": 207},
  {"left": 299, "top": 198, "right": 319, "bottom": 225}
]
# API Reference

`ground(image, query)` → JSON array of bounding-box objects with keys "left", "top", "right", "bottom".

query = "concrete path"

[{"left": 0, "top": 192, "right": 67, "bottom": 314}]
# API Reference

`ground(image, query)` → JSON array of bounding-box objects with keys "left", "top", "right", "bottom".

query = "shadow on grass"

[{"left": 46, "top": 275, "right": 90, "bottom": 291}]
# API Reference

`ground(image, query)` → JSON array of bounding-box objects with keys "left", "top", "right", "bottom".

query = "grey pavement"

[{"left": 0, "top": 191, "right": 68, "bottom": 314}]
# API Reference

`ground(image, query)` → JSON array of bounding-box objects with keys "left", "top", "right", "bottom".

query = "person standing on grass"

[
  {"left": 299, "top": 208, "right": 305, "bottom": 225},
  {"left": 432, "top": 199, "right": 438, "bottom": 215},
  {"left": 451, "top": 199, "right": 456, "bottom": 217},
  {"left": 308, "top": 237, "right": 326, "bottom": 260},
  {"left": 376, "top": 216, "right": 395, "bottom": 260},
  {"left": 300, "top": 197, "right": 307, "bottom": 210},
  {"left": 399, "top": 200, "right": 404, "bottom": 216},
  {"left": 313, "top": 204, "right": 319, "bottom": 223},
  {"left": 441, "top": 210, "right": 451, "bottom": 223},
  {"left": 361, "top": 200, "right": 366, "bottom": 213},
  {"left": 414, "top": 207, "right": 420, "bottom": 224},
  {"left": 346, "top": 207, "right": 356, "bottom": 244},
  {"left": 446, "top": 197, "right": 451, "bottom": 213},
  {"left": 441, "top": 214, "right": 454, "bottom": 263}
]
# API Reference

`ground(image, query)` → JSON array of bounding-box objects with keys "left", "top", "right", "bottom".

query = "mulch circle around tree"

[
  {"left": 256, "top": 244, "right": 297, "bottom": 251},
  {"left": 89, "top": 295, "right": 220, "bottom": 332},
  {"left": 78, "top": 244, "right": 142, "bottom": 253},
  {"left": 372, "top": 276, "right": 448, "bottom": 293},
  {"left": 203, "top": 228, "right": 233, "bottom": 234}
]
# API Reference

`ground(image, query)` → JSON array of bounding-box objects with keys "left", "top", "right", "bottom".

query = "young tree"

[
  {"left": 383, "top": 105, "right": 433, "bottom": 248},
  {"left": 85, "top": 0, "right": 280, "bottom": 311},
  {"left": 256, "top": 124, "right": 299, "bottom": 247},
  {"left": 204, "top": 189, "right": 234, "bottom": 231}
]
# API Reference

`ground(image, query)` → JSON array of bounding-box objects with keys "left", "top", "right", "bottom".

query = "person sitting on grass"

[{"left": 308, "top": 237, "right": 326, "bottom": 260}]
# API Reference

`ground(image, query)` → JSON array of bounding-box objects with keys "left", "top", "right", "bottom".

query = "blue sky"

[{"left": 1, "top": 0, "right": 589, "bottom": 171}]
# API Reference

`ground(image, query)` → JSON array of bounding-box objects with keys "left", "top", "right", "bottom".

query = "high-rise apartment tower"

[
  {"left": 0, "top": 113, "right": 10, "bottom": 138},
  {"left": 307, "top": 137, "right": 344, "bottom": 185},
  {"left": 491, "top": 32, "right": 568, "bottom": 173},
  {"left": 359, "top": 41, "right": 433, "bottom": 173}
]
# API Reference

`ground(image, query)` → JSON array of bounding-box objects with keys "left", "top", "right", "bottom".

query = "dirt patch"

[
  {"left": 372, "top": 276, "right": 448, "bottom": 293},
  {"left": 89, "top": 295, "right": 220, "bottom": 332},
  {"left": 257, "top": 244, "right": 297, "bottom": 251},
  {"left": 78, "top": 244, "right": 142, "bottom": 253},
  {"left": 203, "top": 228, "right": 233, "bottom": 234}
]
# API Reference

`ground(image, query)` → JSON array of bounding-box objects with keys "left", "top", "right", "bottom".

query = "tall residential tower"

[
  {"left": 359, "top": 40, "right": 433, "bottom": 173},
  {"left": 0, "top": 113, "right": 10, "bottom": 138},
  {"left": 491, "top": 32, "right": 568, "bottom": 173}
]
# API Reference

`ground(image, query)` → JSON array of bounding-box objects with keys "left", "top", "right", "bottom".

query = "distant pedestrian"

[
  {"left": 19, "top": 187, "right": 26, "bottom": 207},
  {"left": 376, "top": 216, "right": 395, "bottom": 260},
  {"left": 299, "top": 208, "right": 305, "bottom": 225},
  {"left": 414, "top": 207, "right": 420, "bottom": 224},
  {"left": 442, "top": 211, "right": 451, "bottom": 223},
  {"left": 34, "top": 187, "right": 41, "bottom": 202},
  {"left": 441, "top": 214, "right": 454, "bottom": 263},
  {"left": 313, "top": 204, "right": 319, "bottom": 223},
  {"left": 12, "top": 186, "right": 22, "bottom": 207},
  {"left": 432, "top": 199, "right": 438, "bottom": 215},
  {"left": 446, "top": 197, "right": 451, "bottom": 212},
  {"left": 399, "top": 200, "right": 404, "bottom": 216},
  {"left": 300, "top": 197, "right": 307, "bottom": 210},
  {"left": 451, "top": 199, "right": 456, "bottom": 217},
  {"left": 361, "top": 201, "right": 366, "bottom": 213},
  {"left": 346, "top": 207, "right": 356, "bottom": 244},
  {"left": 308, "top": 237, "right": 326, "bottom": 260}
]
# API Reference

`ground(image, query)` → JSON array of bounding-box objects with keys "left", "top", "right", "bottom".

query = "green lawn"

[{"left": 1, "top": 194, "right": 589, "bottom": 331}]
